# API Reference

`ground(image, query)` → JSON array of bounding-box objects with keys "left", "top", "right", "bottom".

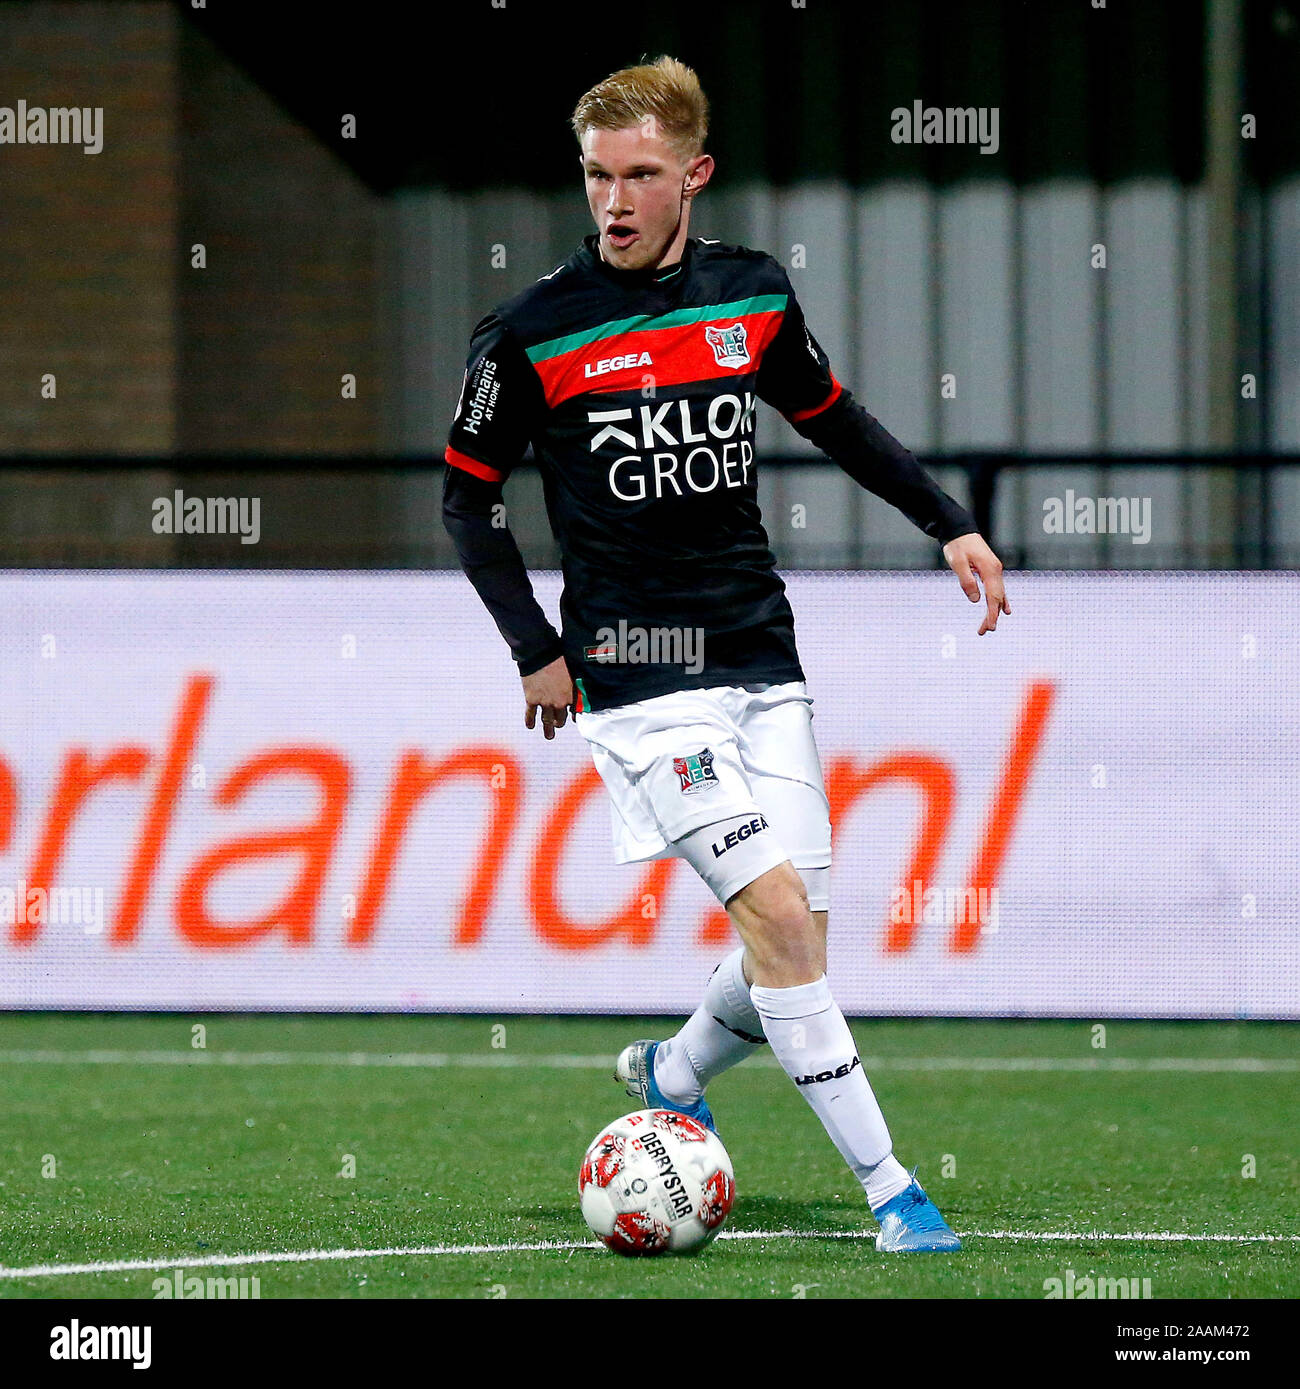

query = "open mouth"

[{"left": 607, "top": 225, "right": 639, "bottom": 250}]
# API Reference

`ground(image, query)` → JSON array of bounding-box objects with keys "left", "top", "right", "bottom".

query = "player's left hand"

[{"left": 942, "top": 532, "right": 1009, "bottom": 635}]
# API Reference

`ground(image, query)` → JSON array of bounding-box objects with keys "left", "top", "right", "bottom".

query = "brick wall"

[
  {"left": 0, "top": 2, "right": 391, "bottom": 562},
  {"left": 0, "top": 2, "right": 387, "bottom": 459},
  {"left": 0, "top": 1, "right": 178, "bottom": 455}
]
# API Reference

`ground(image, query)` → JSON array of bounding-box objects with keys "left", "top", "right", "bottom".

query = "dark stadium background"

[{"left": 0, "top": 0, "right": 1295, "bottom": 568}]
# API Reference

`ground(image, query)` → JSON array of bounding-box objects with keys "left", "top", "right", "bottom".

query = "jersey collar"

[{"left": 579, "top": 233, "right": 695, "bottom": 290}]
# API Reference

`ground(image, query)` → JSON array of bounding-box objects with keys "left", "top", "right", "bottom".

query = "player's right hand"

[{"left": 522, "top": 655, "right": 575, "bottom": 740}]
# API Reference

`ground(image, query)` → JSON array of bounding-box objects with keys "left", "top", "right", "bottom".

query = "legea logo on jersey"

[
  {"left": 704, "top": 322, "right": 749, "bottom": 368},
  {"left": 584, "top": 350, "right": 653, "bottom": 379},
  {"left": 673, "top": 748, "right": 718, "bottom": 795}
]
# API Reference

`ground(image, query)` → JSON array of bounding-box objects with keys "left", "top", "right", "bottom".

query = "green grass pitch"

[{"left": 0, "top": 1014, "right": 1296, "bottom": 1299}]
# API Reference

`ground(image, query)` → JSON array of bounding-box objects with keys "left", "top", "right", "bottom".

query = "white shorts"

[{"left": 575, "top": 680, "right": 833, "bottom": 909}]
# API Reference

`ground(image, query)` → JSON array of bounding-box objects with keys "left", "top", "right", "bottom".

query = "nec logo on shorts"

[
  {"left": 673, "top": 748, "right": 717, "bottom": 794},
  {"left": 710, "top": 815, "right": 769, "bottom": 859},
  {"left": 795, "top": 1056, "right": 862, "bottom": 1087}
]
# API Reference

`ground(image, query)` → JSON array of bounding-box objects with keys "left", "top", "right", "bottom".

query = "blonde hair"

[{"left": 571, "top": 55, "right": 709, "bottom": 161}]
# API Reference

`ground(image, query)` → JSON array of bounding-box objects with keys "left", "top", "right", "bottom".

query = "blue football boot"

[
  {"left": 615, "top": 1039, "right": 718, "bottom": 1134},
  {"left": 873, "top": 1173, "right": 962, "bottom": 1252}
]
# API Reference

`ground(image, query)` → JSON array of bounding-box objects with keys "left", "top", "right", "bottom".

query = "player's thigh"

[
  {"left": 673, "top": 825, "right": 820, "bottom": 971},
  {"left": 742, "top": 698, "right": 833, "bottom": 912},
  {"left": 747, "top": 776, "right": 831, "bottom": 912},
  {"left": 672, "top": 808, "right": 793, "bottom": 914}
]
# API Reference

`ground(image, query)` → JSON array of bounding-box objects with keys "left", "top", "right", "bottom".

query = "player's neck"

[
  {"left": 594, "top": 231, "right": 692, "bottom": 284},
  {"left": 649, "top": 218, "right": 691, "bottom": 273}
]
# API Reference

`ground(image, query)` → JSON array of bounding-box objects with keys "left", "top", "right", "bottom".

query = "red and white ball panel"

[{"left": 578, "top": 1109, "right": 736, "bottom": 1256}]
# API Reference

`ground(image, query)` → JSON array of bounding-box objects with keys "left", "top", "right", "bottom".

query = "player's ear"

[{"left": 682, "top": 153, "right": 714, "bottom": 200}]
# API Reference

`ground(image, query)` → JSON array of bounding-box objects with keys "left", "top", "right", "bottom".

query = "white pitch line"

[
  {"left": 2, "top": 1228, "right": 1297, "bottom": 1281},
  {"left": 0, "top": 1240, "right": 598, "bottom": 1280},
  {"left": 0, "top": 1050, "right": 1294, "bottom": 1074}
]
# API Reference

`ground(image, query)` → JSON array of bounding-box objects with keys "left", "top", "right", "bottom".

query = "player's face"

[{"left": 581, "top": 126, "right": 700, "bottom": 272}]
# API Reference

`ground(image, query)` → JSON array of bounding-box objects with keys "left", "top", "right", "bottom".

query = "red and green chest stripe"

[{"left": 526, "top": 295, "right": 787, "bottom": 409}]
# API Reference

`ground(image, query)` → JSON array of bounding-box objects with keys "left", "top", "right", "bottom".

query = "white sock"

[
  {"left": 654, "top": 947, "right": 766, "bottom": 1105},
  {"left": 749, "top": 974, "right": 913, "bottom": 1212}
]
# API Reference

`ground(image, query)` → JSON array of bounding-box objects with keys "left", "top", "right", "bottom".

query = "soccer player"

[{"left": 442, "top": 56, "right": 1009, "bottom": 1253}]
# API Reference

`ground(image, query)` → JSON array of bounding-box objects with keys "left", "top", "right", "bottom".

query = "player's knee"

[
  {"left": 747, "top": 931, "right": 822, "bottom": 987},
  {"left": 728, "top": 863, "right": 822, "bottom": 983}
]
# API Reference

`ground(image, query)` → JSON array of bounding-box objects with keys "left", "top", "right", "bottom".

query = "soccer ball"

[{"left": 578, "top": 1108, "right": 735, "bottom": 1256}]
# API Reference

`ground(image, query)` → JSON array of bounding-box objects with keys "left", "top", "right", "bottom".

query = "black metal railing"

[{"left": 0, "top": 455, "right": 1292, "bottom": 570}]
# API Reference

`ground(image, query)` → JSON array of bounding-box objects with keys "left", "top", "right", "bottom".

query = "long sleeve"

[
  {"left": 443, "top": 311, "right": 563, "bottom": 677},
  {"left": 756, "top": 258, "right": 977, "bottom": 544},
  {"left": 794, "top": 391, "right": 976, "bottom": 543},
  {"left": 441, "top": 466, "right": 563, "bottom": 676}
]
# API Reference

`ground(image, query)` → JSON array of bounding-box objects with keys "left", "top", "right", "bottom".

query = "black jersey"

[{"left": 443, "top": 234, "right": 975, "bottom": 712}]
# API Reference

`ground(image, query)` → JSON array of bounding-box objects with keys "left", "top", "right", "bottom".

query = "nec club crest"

[
  {"left": 704, "top": 322, "right": 750, "bottom": 369},
  {"left": 673, "top": 748, "right": 719, "bottom": 794}
]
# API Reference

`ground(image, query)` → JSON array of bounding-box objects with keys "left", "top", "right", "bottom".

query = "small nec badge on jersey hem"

[
  {"left": 673, "top": 747, "right": 719, "bottom": 794},
  {"left": 704, "top": 322, "right": 750, "bottom": 369}
]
